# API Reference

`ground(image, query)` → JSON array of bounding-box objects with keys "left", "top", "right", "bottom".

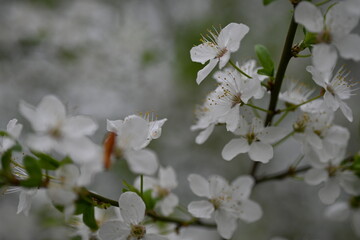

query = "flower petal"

[
  {"left": 190, "top": 43, "right": 217, "bottom": 64},
  {"left": 62, "top": 116, "right": 98, "bottom": 138},
  {"left": 209, "top": 175, "right": 229, "bottom": 198},
  {"left": 144, "top": 234, "right": 169, "bottom": 240},
  {"left": 196, "top": 58, "right": 219, "bottom": 84},
  {"left": 98, "top": 220, "right": 130, "bottom": 240},
  {"left": 335, "top": 34, "right": 360, "bottom": 61},
  {"left": 106, "top": 119, "right": 123, "bottom": 133},
  {"left": 304, "top": 168, "right": 328, "bottom": 185},
  {"left": 257, "top": 127, "right": 288, "bottom": 144},
  {"left": 119, "top": 192, "right": 145, "bottom": 225},
  {"left": 326, "top": 2, "right": 359, "bottom": 37},
  {"left": 188, "top": 200, "right": 214, "bottom": 218},
  {"left": 188, "top": 174, "right": 210, "bottom": 198},
  {"left": 158, "top": 193, "right": 179, "bottom": 216},
  {"left": 195, "top": 124, "right": 215, "bottom": 144},
  {"left": 319, "top": 178, "right": 340, "bottom": 205},
  {"left": 325, "top": 202, "right": 350, "bottom": 221},
  {"left": 339, "top": 99, "right": 353, "bottom": 122},
  {"left": 294, "top": 2, "right": 324, "bottom": 32},
  {"left": 238, "top": 199, "right": 263, "bottom": 223},
  {"left": 248, "top": 142, "right": 273, "bottom": 163},
  {"left": 214, "top": 210, "right": 238, "bottom": 239},
  {"left": 125, "top": 149, "right": 158, "bottom": 175},
  {"left": 118, "top": 115, "right": 149, "bottom": 150},
  {"left": 222, "top": 138, "right": 250, "bottom": 161},
  {"left": 218, "top": 23, "right": 249, "bottom": 52},
  {"left": 312, "top": 44, "right": 337, "bottom": 75},
  {"left": 231, "top": 175, "right": 254, "bottom": 200}
]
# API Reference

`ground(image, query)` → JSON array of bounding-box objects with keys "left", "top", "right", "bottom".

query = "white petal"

[
  {"left": 190, "top": 43, "right": 217, "bottom": 64},
  {"left": 62, "top": 116, "right": 98, "bottom": 138},
  {"left": 159, "top": 166, "right": 177, "bottom": 189},
  {"left": 304, "top": 168, "right": 328, "bottom": 185},
  {"left": 257, "top": 127, "right": 288, "bottom": 144},
  {"left": 118, "top": 115, "right": 149, "bottom": 150},
  {"left": 119, "top": 192, "right": 145, "bottom": 225},
  {"left": 306, "top": 130, "right": 323, "bottom": 149},
  {"left": 222, "top": 138, "right": 250, "bottom": 161},
  {"left": 214, "top": 210, "right": 238, "bottom": 239},
  {"left": 335, "top": 34, "right": 360, "bottom": 60},
  {"left": 188, "top": 200, "right": 214, "bottom": 218},
  {"left": 125, "top": 149, "right": 158, "bottom": 175},
  {"left": 148, "top": 118, "right": 167, "bottom": 140},
  {"left": 98, "top": 220, "right": 130, "bottom": 240},
  {"left": 223, "top": 107, "right": 240, "bottom": 132},
  {"left": 319, "top": 179, "right": 340, "bottom": 205},
  {"left": 339, "top": 100, "right": 353, "bottom": 122},
  {"left": 312, "top": 44, "right": 337, "bottom": 75},
  {"left": 218, "top": 23, "right": 249, "bottom": 52},
  {"left": 248, "top": 142, "right": 273, "bottom": 163},
  {"left": 306, "top": 66, "right": 327, "bottom": 88},
  {"left": 37, "top": 95, "right": 66, "bottom": 127},
  {"left": 6, "top": 119, "right": 22, "bottom": 139},
  {"left": 218, "top": 51, "right": 231, "bottom": 69},
  {"left": 231, "top": 176, "right": 254, "bottom": 200},
  {"left": 196, "top": 58, "right": 219, "bottom": 84},
  {"left": 17, "top": 189, "right": 37, "bottom": 216},
  {"left": 325, "top": 202, "right": 350, "bottom": 221},
  {"left": 195, "top": 124, "right": 215, "bottom": 144},
  {"left": 294, "top": 2, "right": 324, "bottom": 32},
  {"left": 106, "top": 119, "right": 123, "bottom": 133},
  {"left": 238, "top": 200, "right": 263, "bottom": 223},
  {"left": 339, "top": 171, "right": 360, "bottom": 195},
  {"left": 26, "top": 134, "right": 56, "bottom": 152},
  {"left": 58, "top": 137, "right": 98, "bottom": 164},
  {"left": 209, "top": 175, "right": 229, "bottom": 198},
  {"left": 188, "top": 174, "right": 210, "bottom": 198},
  {"left": 324, "top": 91, "right": 339, "bottom": 111},
  {"left": 326, "top": 2, "right": 359, "bottom": 37},
  {"left": 158, "top": 193, "right": 179, "bottom": 216}
]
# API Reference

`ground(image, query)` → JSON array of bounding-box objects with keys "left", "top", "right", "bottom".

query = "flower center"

[
  {"left": 130, "top": 224, "right": 146, "bottom": 239},
  {"left": 317, "top": 29, "right": 332, "bottom": 44},
  {"left": 246, "top": 132, "right": 257, "bottom": 145},
  {"left": 156, "top": 186, "right": 170, "bottom": 198},
  {"left": 216, "top": 47, "right": 228, "bottom": 58},
  {"left": 231, "top": 93, "right": 243, "bottom": 108},
  {"left": 326, "top": 85, "right": 335, "bottom": 96}
]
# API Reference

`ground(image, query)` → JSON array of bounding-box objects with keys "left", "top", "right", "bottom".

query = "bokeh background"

[{"left": 0, "top": 0, "right": 359, "bottom": 239}]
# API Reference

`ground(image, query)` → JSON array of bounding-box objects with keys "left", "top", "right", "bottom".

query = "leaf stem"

[
  {"left": 244, "top": 103, "right": 271, "bottom": 113},
  {"left": 274, "top": 111, "right": 289, "bottom": 126},
  {"left": 278, "top": 94, "right": 323, "bottom": 112},
  {"left": 229, "top": 60, "right": 252, "bottom": 79}
]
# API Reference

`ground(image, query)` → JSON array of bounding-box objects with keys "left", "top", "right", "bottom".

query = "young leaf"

[
  {"left": 255, "top": 44, "right": 274, "bottom": 77},
  {"left": 32, "top": 151, "right": 60, "bottom": 170},
  {"left": 21, "top": 155, "right": 43, "bottom": 187},
  {"left": 83, "top": 203, "right": 98, "bottom": 230},
  {"left": 1, "top": 150, "right": 12, "bottom": 177},
  {"left": 263, "top": 0, "right": 279, "bottom": 6},
  {"left": 142, "top": 189, "right": 157, "bottom": 210}
]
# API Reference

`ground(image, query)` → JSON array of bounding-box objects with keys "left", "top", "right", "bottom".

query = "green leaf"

[
  {"left": 83, "top": 204, "right": 98, "bottom": 230},
  {"left": 32, "top": 151, "right": 60, "bottom": 170},
  {"left": 122, "top": 180, "right": 140, "bottom": 194},
  {"left": 0, "top": 131, "right": 10, "bottom": 137},
  {"left": 20, "top": 156, "right": 43, "bottom": 187},
  {"left": 257, "top": 68, "right": 273, "bottom": 77},
  {"left": 254, "top": 44, "right": 274, "bottom": 77},
  {"left": 74, "top": 200, "right": 89, "bottom": 215},
  {"left": 1, "top": 150, "right": 12, "bottom": 176},
  {"left": 60, "top": 156, "right": 73, "bottom": 166},
  {"left": 263, "top": 0, "right": 279, "bottom": 6},
  {"left": 142, "top": 189, "right": 157, "bottom": 210}
]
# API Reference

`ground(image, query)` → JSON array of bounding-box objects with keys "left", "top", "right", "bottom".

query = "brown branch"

[{"left": 255, "top": 165, "right": 311, "bottom": 184}]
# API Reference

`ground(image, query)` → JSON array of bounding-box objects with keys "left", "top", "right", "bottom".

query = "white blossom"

[
  {"left": 98, "top": 192, "right": 168, "bottom": 240},
  {"left": 279, "top": 79, "right": 314, "bottom": 105},
  {"left": 295, "top": 1, "right": 360, "bottom": 61},
  {"left": 107, "top": 115, "right": 159, "bottom": 175},
  {"left": 190, "top": 23, "right": 249, "bottom": 84},
  {"left": 47, "top": 164, "right": 80, "bottom": 219},
  {"left": 188, "top": 174, "right": 262, "bottom": 239},
  {"left": 19, "top": 95, "right": 98, "bottom": 163},
  {"left": 135, "top": 166, "right": 179, "bottom": 216},
  {"left": 307, "top": 60, "right": 355, "bottom": 122},
  {"left": 222, "top": 117, "right": 288, "bottom": 163}
]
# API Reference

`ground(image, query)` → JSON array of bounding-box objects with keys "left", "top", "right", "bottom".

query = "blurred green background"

[{"left": 0, "top": 0, "right": 359, "bottom": 239}]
